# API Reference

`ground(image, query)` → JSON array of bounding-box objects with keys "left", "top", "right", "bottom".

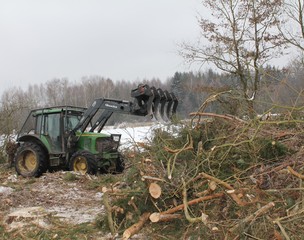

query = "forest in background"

[{"left": 0, "top": 61, "right": 304, "bottom": 136}]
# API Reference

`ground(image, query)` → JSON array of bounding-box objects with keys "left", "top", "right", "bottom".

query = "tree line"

[{"left": 1, "top": 62, "right": 304, "bottom": 136}]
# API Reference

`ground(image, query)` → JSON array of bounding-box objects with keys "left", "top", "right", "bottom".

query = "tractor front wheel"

[
  {"left": 14, "top": 142, "right": 48, "bottom": 177},
  {"left": 69, "top": 151, "right": 97, "bottom": 175}
]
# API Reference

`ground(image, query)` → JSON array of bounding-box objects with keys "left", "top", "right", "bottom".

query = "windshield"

[{"left": 65, "top": 114, "right": 82, "bottom": 131}]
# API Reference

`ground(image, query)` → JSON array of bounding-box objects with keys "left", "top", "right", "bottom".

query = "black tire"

[
  {"left": 69, "top": 150, "right": 97, "bottom": 175},
  {"left": 115, "top": 155, "right": 125, "bottom": 173},
  {"left": 14, "top": 142, "right": 48, "bottom": 177}
]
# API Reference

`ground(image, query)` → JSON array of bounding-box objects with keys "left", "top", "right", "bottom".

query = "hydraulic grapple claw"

[{"left": 131, "top": 84, "right": 178, "bottom": 122}]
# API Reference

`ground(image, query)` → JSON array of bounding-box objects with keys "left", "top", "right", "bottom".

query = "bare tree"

[
  {"left": 181, "top": 0, "right": 284, "bottom": 117},
  {"left": 279, "top": 0, "right": 304, "bottom": 51},
  {"left": 45, "top": 78, "right": 69, "bottom": 106},
  {"left": 0, "top": 88, "right": 29, "bottom": 135}
]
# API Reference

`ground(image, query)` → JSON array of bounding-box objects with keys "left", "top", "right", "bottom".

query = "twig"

[
  {"left": 198, "top": 172, "right": 233, "bottom": 190},
  {"left": 189, "top": 112, "right": 246, "bottom": 123},
  {"left": 165, "top": 134, "right": 193, "bottom": 179},
  {"left": 103, "top": 192, "right": 115, "bottom": 235},
  {"left": 243, "top": 232, "right": 264, "bottom": 240},
  {"left": 141, "top": 175, "right": 166, "bottom": 182},
  {"left": 182, "top": 178, "right": 203, "bottom": 223},
  {"left": 274, "top": 208, "right": 304, "bottom": 222},
  {"left": 198, "top": 172, "right": 248, "bottom": 206},
  {"left": 266, "top": 188, "right": 304, "bottom": 192},
  {"left": 287, "top": 166, "right": 304, "bottom": 180},
  {"left": 161, "top": 192, "right": 224, "bottom": 215},
  {"left": 230, "top": 202, "right": 275, "bottom": 233},
  {"left": 273, "top": 220, "right": 291, "bottom": 240}
]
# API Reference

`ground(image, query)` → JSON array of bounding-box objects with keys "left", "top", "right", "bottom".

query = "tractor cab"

[{"left": 18, "top": 106, "right": 86, "bottom": 154}]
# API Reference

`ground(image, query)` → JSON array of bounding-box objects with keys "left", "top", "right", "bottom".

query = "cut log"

[
  {"left": 161, "top": 192, "right": 225, "bottom": 215},
  {"left": 122, "top": 212, "right": 150, "bottom": 240},
  {"left": 149, "top": 182, "right": 162, "bottom": 199},
  {"left": 141, "top": 175, "right": 166, "bottom": 182},
  {"left": 149, "top": 212, "right": 182, "bottom": 222}
]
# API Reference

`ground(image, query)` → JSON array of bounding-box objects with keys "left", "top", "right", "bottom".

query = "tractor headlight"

[{"left": 112, "top": 134, "right": 121, "bottom": 143}]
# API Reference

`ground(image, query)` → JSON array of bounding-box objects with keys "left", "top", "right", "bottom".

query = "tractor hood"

[{"left": 75, "top": 131, "right": 122, "bottom": 154}]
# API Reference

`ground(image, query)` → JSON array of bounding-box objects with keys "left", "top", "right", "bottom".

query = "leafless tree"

[
  {"left": 181, "top": 0, "right": 284, "bottom": 117},
  {"left": 279, "top": 0, "right": 304, "bottom": 51},
  {"left": 0, "top": 88, "right": 29, "bottom": 135},
  {"left": 45, "top": 78, "right": 69, "bottom": 106}
]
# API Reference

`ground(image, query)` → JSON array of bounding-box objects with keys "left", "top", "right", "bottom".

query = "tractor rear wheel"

[
  {"left": 69, "top": 151, "right": 97, "bottom": 175},
  {"left": 15, "top": 142, "right": 48, "bottom": 177}
]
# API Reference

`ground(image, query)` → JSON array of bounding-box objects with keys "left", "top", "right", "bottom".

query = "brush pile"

[{"left": 101, "top": 109, "right": 304, "bottom": 239}]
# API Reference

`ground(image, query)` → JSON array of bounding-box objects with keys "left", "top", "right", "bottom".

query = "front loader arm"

[{"left": 72, "top": 84, "right": 178, "bottom": 134}]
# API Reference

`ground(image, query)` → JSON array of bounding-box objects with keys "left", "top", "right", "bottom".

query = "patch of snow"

[
  {"left": 47, "top": 205, "right": 104, "bottom": 224},
  {"left": 0, "top": 186, "right": 14, "bottom": 196},
  {"left": 5, "top": 207, "right": 51, "bottom": 231},
  {"left": 103, "top": 122, "right": 182, "bottom": 150}
]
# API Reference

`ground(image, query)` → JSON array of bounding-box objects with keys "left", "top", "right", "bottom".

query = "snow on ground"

[
  {"left": 103, "top": 124, "right": 155, "bottom": 149},
  {"left": 102, "top": 122, "right": 181, "bottom": 150}
]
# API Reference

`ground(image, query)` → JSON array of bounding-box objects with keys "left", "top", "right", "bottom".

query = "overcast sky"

[{"left": 0, "top": 0, "right": 203, "bottom": 94}]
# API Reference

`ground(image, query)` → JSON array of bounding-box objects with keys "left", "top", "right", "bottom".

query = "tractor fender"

[{"left": 17, "top": 134, "right": 50, "bottom": 155}]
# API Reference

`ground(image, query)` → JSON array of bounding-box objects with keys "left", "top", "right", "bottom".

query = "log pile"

[{"left": 102, "top": 111, "right": 304, "bottom": 239}]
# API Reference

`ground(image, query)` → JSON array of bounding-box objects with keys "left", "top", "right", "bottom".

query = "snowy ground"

[
  {"left": 103, "top": 123, "right": 156, "bottom": 149},
  {"left": 102, "top": 122, "right": 181, "bottom": 150}
]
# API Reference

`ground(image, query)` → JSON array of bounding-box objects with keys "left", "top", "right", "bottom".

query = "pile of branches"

[{"left": 100, "top": 107, "right": 304, "bottom": 239}]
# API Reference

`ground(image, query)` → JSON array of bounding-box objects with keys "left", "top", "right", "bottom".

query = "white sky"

[{"left": 0, "top": 0, "right": 203, "bottom": 94}]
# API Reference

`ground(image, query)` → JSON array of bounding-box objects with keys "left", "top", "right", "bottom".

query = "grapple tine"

[
  {"left": 150, "top": 86, "right": 162, "bottom": 121},
  {"left": 165, "top": 91, "right": 173, "bottom": 120},
  {"left": 162, "top": 90, "right": 172, "bottom": 122},
  {"left": 170, "top": 92, "right": 178, "bottom": 118},
  {"left": 157, "top": 88, "right": 168, "bottom": 122}
]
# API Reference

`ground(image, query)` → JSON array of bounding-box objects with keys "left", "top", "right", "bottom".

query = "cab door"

[
  {"left": 37, "top": 113, "right": 63, "bottom": 153},
  {"left": 46, "top": 113, "right": 63, "bottom": 152}
]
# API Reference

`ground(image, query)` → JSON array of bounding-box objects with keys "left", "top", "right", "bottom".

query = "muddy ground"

[{"left": 0, "top": 168, "right": 112, "bottom": 239}]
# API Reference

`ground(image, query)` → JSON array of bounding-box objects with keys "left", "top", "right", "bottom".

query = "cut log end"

[
  {"left": 149, "top": 212, "right": 182, "bottom": 223},
  {"left": 149, "top": 182, "right": 162, "bottom": 199}
]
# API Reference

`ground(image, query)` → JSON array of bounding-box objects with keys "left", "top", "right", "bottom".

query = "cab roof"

[{"left": 31, "top": 106, "right": 87, "bottom": 115}]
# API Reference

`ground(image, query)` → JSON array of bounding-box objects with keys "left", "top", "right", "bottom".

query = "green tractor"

[{"left": 14, "top": 84, "right": 178, "bottom": 177}]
